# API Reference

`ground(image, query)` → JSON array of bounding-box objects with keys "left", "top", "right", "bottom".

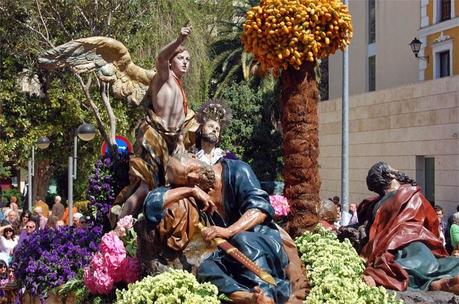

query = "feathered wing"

[{"left": 39, "top": 37, "right": 156, "bottom": 106}]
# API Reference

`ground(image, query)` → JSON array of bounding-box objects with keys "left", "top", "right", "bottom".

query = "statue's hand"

[
  {"left": 201, "top": 226, "right": 233, "bottom": 241},
  {"left": 192, "top": 186, "right": 216, "bottom": 213},
  {"left": 180, "top": 25, "right": 192, "bottom": 39}
]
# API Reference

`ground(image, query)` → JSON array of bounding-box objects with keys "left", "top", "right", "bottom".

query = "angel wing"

[{"left": 39, "top": 37, "right": 156, "bottom": 106}]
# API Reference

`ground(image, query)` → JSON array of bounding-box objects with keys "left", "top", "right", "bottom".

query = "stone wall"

[{"left": 318, "top": 75, "right": 459, "bottom": 216}]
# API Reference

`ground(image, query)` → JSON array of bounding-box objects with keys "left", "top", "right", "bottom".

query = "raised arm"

[{"left": 155, "top": 26, "right": 192, "bottom": 82}]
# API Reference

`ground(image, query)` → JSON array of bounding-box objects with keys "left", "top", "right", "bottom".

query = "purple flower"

[{"left": 12, "top": 226, "right": 102, "bottom": 300}]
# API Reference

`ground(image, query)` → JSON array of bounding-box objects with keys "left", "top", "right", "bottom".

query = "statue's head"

[
  {"left": 195, "top": 98, "right": 231, "bottom": 149},
  {"left": 169, "top": 46, "right": 190, "bottom": 78},
  {"left": 366, "top": 161, "right": 416, "bottom": 196},
  {"left": 166, "top": 152, "right": 216, "bottom": 191}
]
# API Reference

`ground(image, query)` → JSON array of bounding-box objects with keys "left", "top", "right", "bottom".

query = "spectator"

[
  {"left": 17, "top": 218, "right": 38, "bottom": 247},
  {"left": 34, "top": 199, "right": 49, "bottom": 218},
  {"left": 18, "top": 210, "right": 32, "bottom": 231},
  {"left": 73, "top": 213, "right": 83, "bottom": 228},
  {"left": 331, "top": 196, "right": 340, "bottom": 205},
  {"left": 450, "top": 212, "right": 459, "bottom": 256},
  {"left": 51, "top": 195, "right": 65, "bottom": 220},
  {"left": 0, "top": 210, "right": 18, "bottom": 234},
  {"left": 62, "top": 204, "right": 78, "bottom": 225},
  {"left": 56, "top": 220, "right": 65, "bottom": 228},
  {"left": 348, "top": 202, "right": 359, "bottom": 226},
  {"left": 0, "top": 226, "right": 18, "bottom": 258},
  {"left": 33, "top": 206, "right": 48, "bottom": 230},
  {"left": 46, "top": 215, "right": 60, "bottom": 229},
  {"left": 7, "top": 197, "right": 18, "bottom": 213},
  {"left": 434, "top": 205, "right": 447, "bottom": 246}
]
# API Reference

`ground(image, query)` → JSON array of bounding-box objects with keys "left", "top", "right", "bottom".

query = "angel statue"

[{"left": 39, "top": 25, "right": 199, "bottom": 220}]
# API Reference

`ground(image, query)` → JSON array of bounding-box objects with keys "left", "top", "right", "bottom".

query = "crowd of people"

[{"left": 0, "top": 195, "right": 86, "bottom": 265}]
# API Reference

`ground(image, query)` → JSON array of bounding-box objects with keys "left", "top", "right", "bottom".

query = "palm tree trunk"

[{"left": 281, "top": 62, "right": 321, "bottom": 238}]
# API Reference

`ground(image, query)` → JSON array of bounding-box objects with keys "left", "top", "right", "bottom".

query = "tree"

[
  {"left": 241, "top": 0, "right": 352, "bottom": 237},
  {"left": 0, "top": 0, "right": 234, "bottom": 200},
  {"left": 209, "top": 0, "right": 260, "bottom": 96}
]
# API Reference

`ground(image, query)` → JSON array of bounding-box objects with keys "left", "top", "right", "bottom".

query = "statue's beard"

[
  {"left": 201, "top": 132, "right": 219, "bottom": 145},
  {"left": 196, "top": 165, "right": 216, "bottom": 192}
]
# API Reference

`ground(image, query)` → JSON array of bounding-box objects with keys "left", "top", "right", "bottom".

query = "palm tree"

[
  {"left": 209, "top": 0, "right": 260, "bottom": 96},
  {"left": 242, "top": 0, "right": 352, "bottom": 237}
]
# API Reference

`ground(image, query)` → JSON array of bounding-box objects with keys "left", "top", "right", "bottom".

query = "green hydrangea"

[
  {"left": 115, "top": 269, "right": 220, "bottom": 304},
  {"left": 295, "top": 226, "right": 403, "bottom": 304}
]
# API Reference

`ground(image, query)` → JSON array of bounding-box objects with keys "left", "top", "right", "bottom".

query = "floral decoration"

[
  {"left": 83, "top": 217, "right": 140, "bottom": 295},
  {"left": 269, "top": 194, "right": 291, "bottom": 217},
  {"left": 12, "top": 225, "right": 102, "bottom": 300}
]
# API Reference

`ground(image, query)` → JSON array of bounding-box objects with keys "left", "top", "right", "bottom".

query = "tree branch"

[
  {"left": 35, "top": 0, "right": 50, "bottom": 43},
  {"left": 74, "top": 73, "right": 111, "bottom": 147},
  {"left": 46, "top": 0, "right": 72, "bottom": 39},
  {"left": 99, "top": 81, "right": 117, "bottom": 146},
  {"left": 13, "top": 18, "right": 55, "bottom": 48}
]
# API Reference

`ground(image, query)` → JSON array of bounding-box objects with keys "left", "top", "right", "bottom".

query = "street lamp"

[
  {"left": 28, "top": 136, "right": 50, "bottom": 211},
  {"left": 409, "top": 38, "right": 429, "bottom": 61},
  {"left": 68, "top": 123, "right": 96, "bottom": 226}
]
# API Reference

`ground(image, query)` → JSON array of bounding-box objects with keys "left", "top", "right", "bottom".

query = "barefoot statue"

[
  {"left": 39, "top": 25, "right": 199, "bottom": 221},
  {"left": 356, "top": 162, "right": 459, "bottom": 294},
  {"left": 141, "top": 153, "right": 307, "bottom": 303}
]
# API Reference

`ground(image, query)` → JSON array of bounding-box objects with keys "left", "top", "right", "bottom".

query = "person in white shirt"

[{"left": 0, "top": 225, "right": 18, "bottom": 257}]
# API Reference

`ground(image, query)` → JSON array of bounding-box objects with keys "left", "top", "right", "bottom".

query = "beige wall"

[
  {"left": 319, "top": 75, "right": 459, "bottom": 217},
  {"left": 329, "top": 0, "right": 420, "bottom": 99}
]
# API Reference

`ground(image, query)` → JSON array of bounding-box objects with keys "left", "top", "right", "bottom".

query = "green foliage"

[
  {"left": 0, "top": 0, "right": 233, "bottom": 199},
  {"left": 115, "top": 269, "right": 220, "bottom": 304},
  {"left": 219, "top": 77, "right": 282, "bottom": 180},
  {"left": 295, "top": 226, "right": 403, "bottom": 304},
  {"left": 209, "top": 0, "right": 260, "bottom": 96},
  {"left": 0, "top": 163, "right": 11, "bottom": 178},
  {"left": 0, "top": 188, "right": 22, "bottom": 208}
]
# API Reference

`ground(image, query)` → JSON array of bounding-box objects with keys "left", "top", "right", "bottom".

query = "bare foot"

[
  {"left": 229, "top": 288, "right": 274, "bottom": 304},
  {"left": 363, "top": 275, "right": 376, "bottom": 287},
  {"left": 430, "top": 276, "right": 459, "bottom": 294},
  {"left": 254, "top": 287, "right": 275, "bottom": 304},
  {"left": 229, "top": 291, "right": 256, "bottom": 304}
]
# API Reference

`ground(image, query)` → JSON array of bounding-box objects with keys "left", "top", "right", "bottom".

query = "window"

[
  {"left": 440, "top": 0, "right": 451, "bottom": 22},
  {"left": 437, "top": 50, "right": 451, "bottom": 78},
  {"left": 368, "top": 56, "right": 375, "bottom": 91},
  {"left": 319, "top": 58, "right": 329, "bottom": 101},
  {"left": 416, "top": 156, "right": 435, "bottom": 204},
  {"left": 368, "top": 0, "right": 375, "bottom": 44}
]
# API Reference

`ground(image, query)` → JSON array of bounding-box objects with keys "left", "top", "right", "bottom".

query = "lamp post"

[
  {"left": 68, "top": 123, "right": 96, "bottom": 226},
  {"left": 27, "top": 136, "right": 50, "bottom": 211}
]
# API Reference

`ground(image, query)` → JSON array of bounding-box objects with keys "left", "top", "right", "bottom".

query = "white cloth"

[
  {"left": 195, "top": 148, "right": 225, "bottom": 165},
  {"left": 0, "top": 236, "right": 18, "bottom": 256}
]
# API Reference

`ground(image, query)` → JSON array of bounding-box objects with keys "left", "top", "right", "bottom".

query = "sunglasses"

[
  {"left": 0, "top": 265, "right": 6, "bottom": 269},
  {"left": 26, "top": 225, "right": 35, "bottom": 229}
]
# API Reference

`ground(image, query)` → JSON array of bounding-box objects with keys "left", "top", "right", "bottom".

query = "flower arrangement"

[
  {"left": 115, "top": 269, "right": 220, "bottom": 304},
  {"left": 87, "top": 157, "right": 116, "bottom": 224},
  {"left": 87, "top": 154, "right": 130, "bottom": 226},
  {"left": 269, "top": 194, "right": 291, "bottom": 217},
  {"left": 83, "top": 216, "right": 140, "bottom": 295},
  {"left": 12, "top": 225, "right": 102, "bottom": 300},
  {"left": 296, "top": 226, "right": 402, "bottom": 304}
]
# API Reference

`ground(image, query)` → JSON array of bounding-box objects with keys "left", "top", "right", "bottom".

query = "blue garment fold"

[{"left": 395, "top": 241, "right": 459, "bottom": 290}]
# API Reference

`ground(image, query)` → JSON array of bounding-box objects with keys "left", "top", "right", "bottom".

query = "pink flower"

[
  {"left": 269, "top": 195, "right": 291, "bottom": 217},
  {"left": 117, "top": 215, "right": 134, "bottom": 230},
  {"left": 114, "top": 226, "right": 127, "bottom": 238},
  {"left": 120, "top": 256, "right": 141, "bottom": 283},
  {"left": 101, "top": 231, "right": 126, "bottom": 256},
  {"left": 83, "top": 266, "right": 114, "bottom": 295}
]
